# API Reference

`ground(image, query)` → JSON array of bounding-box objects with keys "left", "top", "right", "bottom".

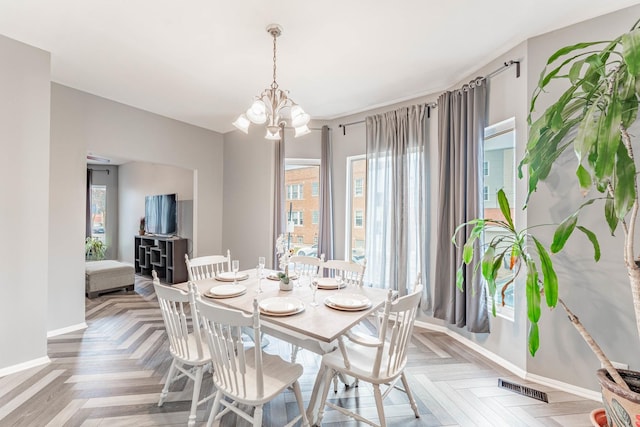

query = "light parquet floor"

[{"left": 0, "top": 277, "right": 601, "bottom": 426}]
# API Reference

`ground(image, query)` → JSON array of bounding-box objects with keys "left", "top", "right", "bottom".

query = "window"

[
  {"left": 90, "top": 185, "right": 107, "bottom": 243},
  {"left": 287, "top": 184, "right": 303, "bottom": 200},
  {"left": 290, "top": 211, "right": 303, "bottom": 226},
  {"left": 354, "top": 210, "right": 363, "bottom": 228},
  {"left": 285, "top": 160, "right": 320, "bottom": 248},
  {"left": 483, "top": 117, "right": 516, "bottom": 317},
  {"left": 346, "top": 155, "right": 366, "bottom": 264},
  {"left": 354, "top": 178, "right": 363, "bottom": 197}
]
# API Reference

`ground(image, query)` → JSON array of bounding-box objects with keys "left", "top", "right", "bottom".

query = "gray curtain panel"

[
  {"left": 433, "top": 78, "right": 490, "bottom": 333},
  {"left": 318, "top": 125, "right": 334, "bottom": 261},
  {"left": 365, "top": 104, "right": 430, "bottom": 298},
  {"left": 272, "top": 125, "right": 286, "bottom": 269}
]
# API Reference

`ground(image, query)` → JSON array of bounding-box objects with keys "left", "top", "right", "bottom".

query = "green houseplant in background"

[
  {"left": 85, "top": 237, "right": 107, "bottom": 261},
  {"left": 457, "top": 20, "right": 640, "bottom": 426}
]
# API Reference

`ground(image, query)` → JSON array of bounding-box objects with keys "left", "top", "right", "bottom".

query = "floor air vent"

[{"left": 498, "top": 378, "right": 549, "bottom": 403}]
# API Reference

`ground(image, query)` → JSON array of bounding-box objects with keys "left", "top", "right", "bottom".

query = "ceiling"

[{"left": 0, "top": 1, "right": 638, "bottom": 134}]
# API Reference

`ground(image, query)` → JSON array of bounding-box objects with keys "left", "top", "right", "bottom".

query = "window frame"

[
  {"left": 483, "top": 117, "right": 516, "bottom": 321},
  {"left": 345, "top": 154, "right": 366, "bottom": 264}
]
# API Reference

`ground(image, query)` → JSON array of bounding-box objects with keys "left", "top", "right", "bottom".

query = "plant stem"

[{"left": 557, "top": 297, "right": 630, "bottom": 391}]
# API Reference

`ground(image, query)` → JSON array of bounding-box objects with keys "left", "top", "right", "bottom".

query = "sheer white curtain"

[
  {"left": 365, "top": 105, "right": 430, "bottom": 298},
  {"left": 272, "top": 125, "right": 286, "bottom": 269}
]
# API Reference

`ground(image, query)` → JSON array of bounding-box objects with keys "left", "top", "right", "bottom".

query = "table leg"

[{"left": 306, "top": 363, "right": 328, "bottom": 426}]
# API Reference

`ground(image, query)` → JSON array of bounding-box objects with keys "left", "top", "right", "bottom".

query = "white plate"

[
  {"left": 259, "top": 297, "right": 305, "bottom": 316},
  {"left": 267, "top": 272, "right": 298, "bottom": 281},
  {"left": 316, "top": 278, "right": 346, "bottom": 290},
  {"left": 216, "top": 272, "right": 249, "bottom": 282},
  {"left": 325, "top": 293, "right": 371, "bottom": 309},
  {"left": 205, "top": 284, "right": 247, "bottom": 298}
]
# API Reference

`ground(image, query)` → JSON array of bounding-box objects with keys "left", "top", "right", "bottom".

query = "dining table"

[{"left": 174, "top": 268, "right": 392, "bottom": 425}]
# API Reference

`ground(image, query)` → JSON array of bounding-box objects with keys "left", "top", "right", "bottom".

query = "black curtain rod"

[
  {"left": 337, "top": 59, "right": 519, "bottom": 136},
  {"left": 338, "top": 102, "right": 437, "bottom": 136},
  {"left": 88, "top": 168, "right": 110, "bottom": 174}
]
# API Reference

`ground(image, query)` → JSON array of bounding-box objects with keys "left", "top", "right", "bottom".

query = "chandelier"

[{"left": 232, "top": 24, "right": 311, "bottom": 140}]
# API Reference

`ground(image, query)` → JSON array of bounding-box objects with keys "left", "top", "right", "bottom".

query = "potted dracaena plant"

[{"left": 456, "top": 20, "right": 640, "bottom": 427}]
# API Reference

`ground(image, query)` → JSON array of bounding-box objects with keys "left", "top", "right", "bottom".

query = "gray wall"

[
  {"left": 48, "top": 84, "right": 223, "bottom": 344},
  {"left": 119, "top": 161, "right": 194, "bottom": 263},
  {"left": 0, "top": 34, "right": 50, "bottom": 370},
  {"left": 524, "top": 5, "right": 640, "bottom": 390}
]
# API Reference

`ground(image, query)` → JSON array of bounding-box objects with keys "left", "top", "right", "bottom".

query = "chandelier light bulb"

[
  {"left": 232, "top": 114, "right": 251, "bottom": 134},
  {"left": 246, "top": 99, "right": 267, "bottom": 124},
  {"left": 294, "top": 125, "right": 311, "bottom": 137},
  {"left": 232, "top": 24, "right": 310, "bottom": 140},
  {"left": 290, "top": 105, "right": 310, "bottom": 128}
]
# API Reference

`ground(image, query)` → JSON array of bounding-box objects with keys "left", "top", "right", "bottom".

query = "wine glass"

[
  {"left": 294, "top": 263, "right": 302, "bottom": 287},
  {"left": 232, "top": 260, "right": 240, "bottom": 285},
  {"left": 310, "top": 271, "right": 319, "bottom": 307},
  {"left": 336, "top": 271, "right": 344, "bottom": 289},
  {"left": 257, "top": 256, "right": 266, "bottom": 293}
]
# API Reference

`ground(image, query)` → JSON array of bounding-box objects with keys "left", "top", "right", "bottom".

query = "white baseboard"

[
  {"left": 0, "top": 356, "right": 50, "bottom": 377},
  {"left": 414, "top": 319, "right": 601, "bottom": 401},
  {"left": 47, "top": 322, "right": 88, "bottom": 338}
]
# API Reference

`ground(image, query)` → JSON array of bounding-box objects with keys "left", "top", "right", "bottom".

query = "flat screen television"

[{"left": 145, "top": 194, "right": 177, "bottom": 236}]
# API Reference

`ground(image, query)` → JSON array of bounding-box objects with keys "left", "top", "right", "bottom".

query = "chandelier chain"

[{"left": 271, "top": 31, "right": 278, "bottom": 90}]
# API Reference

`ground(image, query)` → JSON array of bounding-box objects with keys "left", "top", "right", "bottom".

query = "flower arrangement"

[{"left": 275, "top": 233, "right": 294, "bottom": 284}]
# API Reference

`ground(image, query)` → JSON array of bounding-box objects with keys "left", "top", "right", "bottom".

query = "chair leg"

[
  {"left": 206, "top": 389, "right": 223, "bottom": 427},
  {"left": 372, "top": 383, "right": 387, "bottom": 427},
  {"left": 291, "top": 380, "right": 309, "bottom": 427},
  {"left": 333, "top": 372, "right": 339, "bottom": 393},
  {"left": 290, "top": 344, "right": 301, "bottom": 363},
  {"left": 316, "top": 366, "right": 335, "bottom": 426},
  {"left": 400, "top": 372, "right": 420, "bottom": 418},
  {"left": 159, "top": 358, "right": 178, "bottom": 406},
  {"left": 253, "top": 405, "right": 263, "bottom": 427},
  {"left": 187, "top": 365, "right": 204, "bottom": 427}
]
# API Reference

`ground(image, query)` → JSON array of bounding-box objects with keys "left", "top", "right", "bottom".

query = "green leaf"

[
  {"left": 614, "top": 142, "right": 636, "bottom": 218},
  {"left": 481, "top": 245, "right": 496, "bottom": 281},
  {"left": 568, "top": 59, "right": 585, "bottom": 84},
  {"left": 551, "top": 215, "right": 578, "bottom": 253},
  {"left": 576, "top": 164, "right": 592, "bottom": 193},
  {"left": 456, "top": 267, "right": 464, "bottom": 291},
  {"left": 576, "top": 225, "right": 601, "bottom": 261},
  {"left": 574, "top": 102, "right": 600, "bottom": 162},
  {"left": 594, "top": 95, "right": 622, "bottom": 181},
  {"left": 526, "top": 260, "right": 541, "bottom": 323},
  {"left": 497, "top": 189, "right": 514, "bottom": 229},
  {"left": 621, "top": 97, "right": 639, "bottom": 128},
  {"left": 605, "top": 197, "right": 619, "bottom": 235},
  {"left": 532, "top": 237, "right": 558, "bottom": 309},
  {"left": 622, "top": 28, "right": 640, "bottom": 76},
  {"left": 463, "top": 241, "right": 474, "bottom": 264},
  {"left": 529, "top": 322, "right": 540, "bottom": 357}
]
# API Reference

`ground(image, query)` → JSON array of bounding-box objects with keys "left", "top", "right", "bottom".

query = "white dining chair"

[
  {"left": 322, "top": 259, "right": 366, "bottom": 287},
  {"left": 185, "top": 250, "right": 231, "bottom": 281},
  {"left": 289, "top": 254, "right": 324, "bottom": 281},
  {"left": 196, "top": 298, "right": 309, "bottom": 427},
  {"left": 153, "top": 271, "right": 213, "bottom": 427},
  {"left": 316, "top": 281, "right": 424, "bottom": 427}
]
